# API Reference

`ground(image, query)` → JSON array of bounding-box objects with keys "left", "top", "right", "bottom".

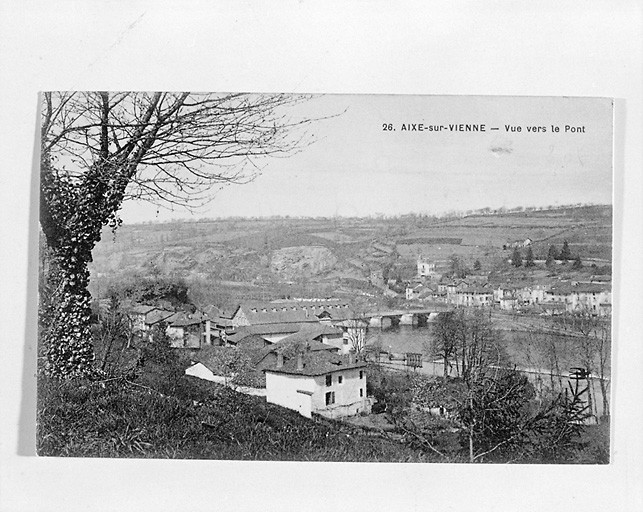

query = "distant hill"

[{"left": 89, "top": 205, "right": 612, "bottom": 304}]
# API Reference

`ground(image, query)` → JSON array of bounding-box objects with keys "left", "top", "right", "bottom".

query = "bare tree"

[
  {"left": 568, "top": 307, "right": 611, "bottom": 419},
  {"left": 39, "top": 92, "right": 314, "bottom": 378},
  {"left": 433, "top": 310, "right": 464, "bottom": 381}
]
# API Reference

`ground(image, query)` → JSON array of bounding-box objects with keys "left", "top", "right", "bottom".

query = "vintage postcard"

[{"left": 37, "top": 93, "right": 612, "bottom": 463}]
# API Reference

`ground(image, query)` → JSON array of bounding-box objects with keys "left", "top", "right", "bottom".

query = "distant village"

[{"left": 409, "top": 253, "right": 611, "bottom": 317}]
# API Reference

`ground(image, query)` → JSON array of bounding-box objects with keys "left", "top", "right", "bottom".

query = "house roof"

[
  {"left": 166, "top": 311, "right": 206, "bottom": 327},
  {"left": 247, "top": 323, "right": 304, "bottom": 335},
  {"left": 265, "top": 350, "right": 367, "bottom": 377},
  {"left": 279, "top": 325, "right": 343, "bottom": 345},
  {"left": 144, "top": 309, "right": 175, "bottom": 325},
  {"left": 252, "top": 338, "right": 338, "bottom": 368},
  {"left": 333, "top": 318, "right": 368, "bottom": 328},
  {"left": 457, "top": 285, "right": 492, "bottom": 294},
  {"left": 572, "top": 284, "right": 610, "bottom": 294},
  {"left": 547, "top": 284, "right": 574, "bottom": 295},
  {"left": 227, "top": 323, "right": 303, "bottom": 344},
  {"left": 231, "top": 334, "right": 269, "bottom": 349},
  {"left": 129, "top": 304, "right": 158, "bottom": 315},
  {"left": 233, "top": 300, "right": 354, "bottom": 325}
]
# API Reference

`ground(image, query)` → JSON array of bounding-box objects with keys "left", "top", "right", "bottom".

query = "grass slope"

[{"left": 37, "top": 375, "right": 432, "bottom": 462}]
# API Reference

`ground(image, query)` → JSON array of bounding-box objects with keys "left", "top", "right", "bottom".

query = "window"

[
  {"left": 325, "top": 374, "right": 332, "bottom": 386},
  {"left": 338, "top": 375, "right": 343, "bottom": 384},
  {"left": 360, "top": 388, "right": 363, "bottom": 398},
  {"left": 325, "top": 391, "right": 335, "bottom": 405},
  {"left": 343, "top": 339, "right": 348, "bottom": 345},
  {"left": 359, "top": 371, "right": 364, "bottom": 379}
]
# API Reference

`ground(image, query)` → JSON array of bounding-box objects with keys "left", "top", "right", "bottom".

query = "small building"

[
  {"left": 166, "top": 311, "right": 211, "bottom": 349},
  {"left": 569, "top": 284, "right": 611, "bottom": 315},
  {"left": 265, "top": 350, "right": 369, "bottom": 419},
  {"left": 454, "top": 286, "right": 493, "bottom": 307},
  {"left": 128, "top": 305, "right": 159, "bottom": 332},
  {"left": 405, "top": 283, "right": 424, "bottom": 301},
  {"left": 504, "top": 238, "right": 533, "bottom": 249},
  {"left": 417, "top": 257, "right": 437, "bottom": 278},
  {"left": 144, "top": 308, "right": 175, "bottom": 330}
]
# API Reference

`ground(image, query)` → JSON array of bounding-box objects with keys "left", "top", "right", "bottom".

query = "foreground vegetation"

[
  {"left": 37, "top": 366, "right": 608, "bottom": 463},
  {"left": 37, "top": 335, "right": 609, "bottom": 463},
  {"left": 37, "top": 375, "right": 434, "bottom": 462}
]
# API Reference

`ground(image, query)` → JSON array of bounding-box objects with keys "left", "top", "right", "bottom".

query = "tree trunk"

[
  {"left": 41, "top": 248, "right": 95, "bottom": 378},
  {"left": 443, "top": 354, "right": 449, "bottom": 381},
  {"left": 40, "top": 158, "right": 118, "bottom": 379},
  {"left": 599, "top": 377, "right": 609, "bottom": 418},
  {"left": 469, "top": 429, "right": 475, "bottom": 463}
]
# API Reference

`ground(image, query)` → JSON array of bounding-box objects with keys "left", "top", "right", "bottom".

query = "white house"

[
  {"left": 417, "top": 257, "right": 436, "bottom": 278},
  {"left": 454, "top": 286, "right": 494, "bottom": 307},
  {"left": 264, "top": 351, "right": 369, "bottom": 419}
]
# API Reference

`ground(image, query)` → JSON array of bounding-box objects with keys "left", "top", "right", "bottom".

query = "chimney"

[
  {"left": 296, "top": 352, "right": 304, "bottom": 371},
  {"left": 276, "top": 352, "right": 284, "bottom": 368},
  {"left": 348, "top": 352, "right": 355, "bottom": 365},
  {"left": 203, "top": 319, "right": 211, "bottom": 345}
]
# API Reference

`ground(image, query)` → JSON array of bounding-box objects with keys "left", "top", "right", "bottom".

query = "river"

[{"left": 366, "top": 323, "right": 610, "bottom": 419}]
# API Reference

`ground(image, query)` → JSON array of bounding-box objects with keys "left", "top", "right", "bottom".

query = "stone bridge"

[{"left": 364, "top": 305, "right": 453, "bottom": 328}]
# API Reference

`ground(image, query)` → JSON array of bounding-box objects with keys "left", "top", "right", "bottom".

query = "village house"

[
  {"left": 493, "top": 283, "right": 547, "bottom": 311},
  {"left": 405, "top": 282, "right": 423, "bottom": 301},
  {"left": 569, "top": 284, "right": 612, "bottom": 316},
  {"left": 444, "top": 279, "right": 472, "bottom": 304},
  {"left": 264, "top": 350, "right": 370, "bottom": 419},
  {"left": 201, "top": 305, "right": 236, "bottom": 344},
  {"left": 126, "top": 303, "right": 177, "bottom": 336},
  {"left": 493, "top": 286, "right": 521, "bottom": 310},
  {"left": 128, "top": 305, "right": 159, "bottom": 332},
  {"left": 417, "top": 256, "right": 437, "bottom": 278},
  {"left": 543, "top": 283, "right": 574, "bottom": 312},
  {"left": 417, "top": 283, "right": 443, "bottom": 302},
  {"left": 165, "top": 311, "right": 211, "bottom": 349},
  {"left": 454, "top": 285, "right": 494, "bottom": 307},
  {"left": 503, "top": 237, "right": 533, "bottom": 250}
]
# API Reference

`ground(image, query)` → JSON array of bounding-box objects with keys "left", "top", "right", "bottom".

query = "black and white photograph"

[
  {"left": 37, "top": 93, "right": 613, "bottom": 464},
  {"left": 2, "top": 2, "right": 642, "bottom": 511}
]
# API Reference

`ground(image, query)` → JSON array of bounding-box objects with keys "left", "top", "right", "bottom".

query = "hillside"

[
  {"left": 37, "top": 375, "right": 431, "bottom": 462},
  {"left": 89, "top": 205, "right": 612, "bottom": 306}
]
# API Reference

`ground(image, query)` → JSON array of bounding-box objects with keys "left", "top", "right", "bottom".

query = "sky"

[{"left": 121, "top": 94, "right": 613, "bottom": 222}]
